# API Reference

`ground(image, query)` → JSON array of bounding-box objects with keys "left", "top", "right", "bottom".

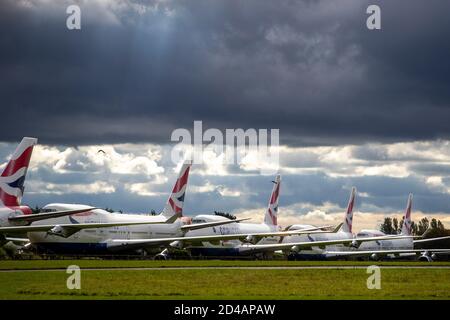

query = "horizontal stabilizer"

[{"left": 180, "top": 217, "right": 251, "bottom": 232}]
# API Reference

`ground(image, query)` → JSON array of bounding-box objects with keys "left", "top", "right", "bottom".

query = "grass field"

[{"left": 1, "top": 260, "right": 450, "bottom": 299}]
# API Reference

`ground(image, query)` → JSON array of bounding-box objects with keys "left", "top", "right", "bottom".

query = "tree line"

[{"left": 379, "top": 216, "right": 450, "bottom": 249}]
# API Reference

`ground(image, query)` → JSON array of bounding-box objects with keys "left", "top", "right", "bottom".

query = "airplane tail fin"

[
  {"left": 0, "top": 137, "right": 37, "bottom": 207},
  {"left": 401, "top": 193, "right": 413, "bottom": 236},
  {"left": 340, "top": 187, "right": 356, "bottom": 233},
  {"left": 264, "top": 174, "right": 281, "bottom": 226},
  {"left": 160, "top": 161, "right": 192, "bottom": 220}
]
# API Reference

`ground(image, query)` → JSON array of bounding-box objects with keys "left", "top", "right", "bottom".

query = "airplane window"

[{"left": 357, "top": 233, "right": 368, "bottom": 237}]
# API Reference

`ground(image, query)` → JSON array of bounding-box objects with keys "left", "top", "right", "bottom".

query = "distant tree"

[
  {"left": 411, "top": 221, "right": 418, "bottom": 235},
  {"left": 384, "top": 216, "right": 446, "bottom": 237},
  {"left": 31, "top": 206, "right": 41, "bottom": 214},
  {"left": 392, "top": 217, "right": 399, "bottom": 234},
  {"left": 380, "top": 217, "right": 395, "bottom": 234},
  {"left": 430, "top": 218, "right": 445, "bottom": 231},
  {"left": 214, "top": 211, "right": 236, "bottom": 220},
  {"left": 418, "top": 217, "right": 430, "bottom": 236}
]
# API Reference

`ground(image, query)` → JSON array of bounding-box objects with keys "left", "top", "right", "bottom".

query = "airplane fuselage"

[
  {"left": 283, "top": 231, "right": 414, "bottom": 260},
  {"left": 185, "top": 215, "right": 281, "bottom": 256},
  {"left": 27, "top": 203, "right": 188, "bottom": 254},
  {"left": 0, "top": 206, "right": 32, "bottom": 227}
]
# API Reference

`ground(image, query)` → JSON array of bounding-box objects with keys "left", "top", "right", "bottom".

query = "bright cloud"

[{"left": 2, "top": 139, "right": 450, "bottom": 229}]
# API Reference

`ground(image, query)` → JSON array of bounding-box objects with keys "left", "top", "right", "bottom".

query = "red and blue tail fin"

[
  {"left": 341, "top": 187, "right": 356, "bottom": 233},
  {"left": 264, "top": 174, "right": 281, "bottom": 226},
  {"left": 160, "top": 161, "right": 192, "bottom": 220},
  {"left": 0, "top": 137, "right": 37, "bottom": 207},
  {"left": 401, "top": 194, "right": 413, "bottom": 236}
]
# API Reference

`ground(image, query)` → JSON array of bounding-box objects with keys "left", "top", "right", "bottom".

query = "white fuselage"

[
  {"left": 351, "top": 230, "right": 413, "bottom": 253},
  {"left": 185, "top": 215, "right": 280, "bottom": 256},
  {"left": 0, "top": 206, "right": 33, "bottom": 227},
  {"left": 27, "top": 203, "right": 187, "bottom": 253},
  {"left": 282, "top": 229, "right": 413, "bottom": 260},
  {"left": 276, "top": 230, "right": 354, "bottom": 259},
  {"left": 0, "top": 207, "right": 16, "bottom": 227}
]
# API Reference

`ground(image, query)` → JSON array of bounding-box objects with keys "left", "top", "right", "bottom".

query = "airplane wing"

[
  {"left": 413, "top": 235, "right": 450, "bottom": 244},
  {"left": 0, "top": 221, "right": 168, "bottom": 238},
  {"left": 229, "top": 235, "right": 417, "bottom": 255},
  {"left": 324, "top": 248, "right": 450, "bottom": 259},
  {"left": 7, "top": 207, "right": 97, "bottom": 224},
  {"left": 180, "top": 218, "right": 252, "bottom": 231},
  {"left": 106, "top": 228, "right": 356, "bottom": 251}
]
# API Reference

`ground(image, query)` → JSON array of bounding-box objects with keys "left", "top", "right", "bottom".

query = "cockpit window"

[{"left": 357, "top": 232, "right": 368, "bottom": 237}]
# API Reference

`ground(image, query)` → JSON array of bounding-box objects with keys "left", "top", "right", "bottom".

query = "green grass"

[
  {"left": 1, "top": 259, "right": 450, "bottom": 270},
  {"left": 0, "top": 260, "right": 449, "bottom": 299}
]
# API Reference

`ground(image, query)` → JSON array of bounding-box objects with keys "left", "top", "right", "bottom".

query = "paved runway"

[{"left": 2, "top": 265, "right": 450, "bottom": 272}]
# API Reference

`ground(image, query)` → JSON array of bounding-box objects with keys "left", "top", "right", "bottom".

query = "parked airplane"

[
  {"left": 25, "top": 161, "right": 247, "bottom": 254},
  {"left": 107, "top": 175, "right": 344, "bottom": 259},
  {"left": 322, "top": 194, "right": 450, "bottom": 261},
  {"left": 0, "top": 137, "right": 130, "bottom": 245},
  {"left": 181, "top": 174, "right": 285, "bottom": 257},
  {"left": 228, "top": 190, "right": 450, "bottom": 261}
]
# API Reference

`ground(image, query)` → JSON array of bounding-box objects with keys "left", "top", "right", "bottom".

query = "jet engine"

[
  {"left": 170, "top": 240, "right": 184, "bottom": 249},
  {"left": 418, "top": 252, "right": 433, "bottom": 262},
  {"left": 154, "top": 248, "right": 170, "bottom": 260},
  {"left": 47, "top": 225, "right": 78, "bottom": 238},
  {"left": 369, "top": 253, "right": 379, "bottom": 261},
  {"left": 350, "top": 239, "right": 360, "bottom": 248},
  {"left": 48, "top": 225, "right": 64, "bottom": 237},
  {"left": 245, "top": 235, "right": 257, "bottom": 244}
]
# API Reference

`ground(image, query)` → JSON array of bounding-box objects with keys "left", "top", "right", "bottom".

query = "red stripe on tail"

[
  {"left": 172, "top": 166, "right": 190, "bottom": 193},
  {"left": 0, "top": 189, "right": 20, "bottom": 207},
  {"left": 1, "top": 146, "right": 34, "bottom": 177}
]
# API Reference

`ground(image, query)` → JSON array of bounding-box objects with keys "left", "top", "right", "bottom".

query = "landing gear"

[
  {"left": 287, "top": 253, "right": 297, "bottom": 261},
  {"left": 254, "top": 252, "right": 273, "bottom": 260},
  {"left": 0, "top": 234, "right": 6, "bottom": 246},
  {"left": 139, "top": 249, "right": 153, "bottom": 260}
]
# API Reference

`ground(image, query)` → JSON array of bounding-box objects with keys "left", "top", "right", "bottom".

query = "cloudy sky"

[{"left": 1, "top": 0, "right": 450, "bottom": 231}]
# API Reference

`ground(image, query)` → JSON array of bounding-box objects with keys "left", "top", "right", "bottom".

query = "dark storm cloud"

[
  {"left": 1, "top": 0, "right": 450, "bottom": 146},
  {"left": 409, "top": 164, "right": 450, "bottom": 177}
]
